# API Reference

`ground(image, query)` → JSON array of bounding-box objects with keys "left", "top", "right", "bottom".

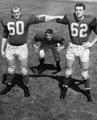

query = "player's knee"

[
  {"left": 21, "top": 67, "right": 28, "bottom": 76},
  {"left": 8, "top": 66, "right": 15, "bottom": 74},
  {"left": 39, "top": 49, "right": 45, "bottom": 58},
  {"left": 81, "top": 70, "right": 89, "bottom": 80},
  {"left": 65, "top": 68, "right": 73, "bottom": 78}
]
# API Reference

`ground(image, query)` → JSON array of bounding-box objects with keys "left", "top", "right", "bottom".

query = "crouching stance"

[{"left": 33, "top": 29, "right": 65, "bottom": 74}]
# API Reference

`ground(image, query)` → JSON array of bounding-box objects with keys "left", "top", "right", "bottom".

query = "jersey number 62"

[{"left": 71, "top": 23, "right": 88, "bottom": 37}]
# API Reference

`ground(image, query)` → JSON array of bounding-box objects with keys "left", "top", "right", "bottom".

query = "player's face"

[
  {"left": 12, "top": 8, "right": 22, "bottom": 19},
  {"left": 45, "top": 33, "right": 53, "bottom": 41},
  {"left": 75, "top": 6, "right": 85, "bottom": 19}
]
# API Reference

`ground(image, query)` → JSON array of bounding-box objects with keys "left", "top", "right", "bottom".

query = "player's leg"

[
  {"left": 0, "top": 59, "right": 15, "bottom": 95},
  {"left": 18, "top": 44, "right": 30, "bottom": 97},
  {"left": 60, "top": 45, "right": 75, "bottom": 99},
  {"left": 39, "top": 49, "right": 45, "bottom": 66},
  {"left": 80, "top": 48, "right": 92, "bottom": 102},
  {"left": 37, "top": 44, "right": 48, "bottom": 74},
  {"left": 51, "top": 47, "right": 61, "bottom": 71},
  {"left": 60, "top": 58, "right": 74, "bottom": 99},
  {"left": 37, "top": 49, "right": 46, "bottom": 74},
  {"left": 38, "top": 43, "right": 49, "bottom": 66},
  {"left": 0, "top": 44, "right": 15, "bottom": 95},
  {"left": 81, "top": 62, "right": 92, "bottom": 102}
]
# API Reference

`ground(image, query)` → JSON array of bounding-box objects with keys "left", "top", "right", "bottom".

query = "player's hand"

[
  {"left": 34, "top": 44, "right": 39, "bottom": 53},
  {"left": 56, "top": 43, "right": 65, "bottom": 53},
  {"left": 37, "top": 14, "right": 46, "bottom": 18},
  {"left": 1, "top": 50, "right": 6, "bottom": 59},
  {"left": 82, "top": 42, "right": 92, "bottom": 48}
]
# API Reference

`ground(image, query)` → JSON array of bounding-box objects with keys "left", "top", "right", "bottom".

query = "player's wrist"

[{"left": 34, "top": 44, "right": 37, "bottom": 47}]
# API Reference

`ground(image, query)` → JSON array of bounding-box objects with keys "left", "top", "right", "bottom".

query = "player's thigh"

[
  {"left": 19, "top": 52, "right": 28, "bottom": 75},
  {"left": 65, "top": 46, "right": 75, "bottom": 77},
  {"left": 18, "top": 44, "right": 28, "bottom": 60},
  {"left": 19, "top": 58, "right": 28, "bottom": 75},
  {"left": 80, "top": 48, "right": 90, "bottom": 69},
  {"left": 19, "top": 57, "right": 28, "bottom": 68},
  {"left": 80, "top": 49, "right": 90, "bottom": 79},
  {"left": 5, "top": 44, "right": 15, "bottom": 61},
  {"left": 80, "top": 62, "right": 89, "bottom": 70},
  {"left": 6, "top": 57, "right": 16, "bottom": 74},
  {"left": 65, "top": 58, "right": 75, "bottom": 77},
  {"left": 65, "top": 58, "right": 74, "bottom": 68},
  {"left": 66, "top": 46, "right": 75, "bottom": 65},
  {"left": 5, "top": 45, "right": 16, "bottom": 73},
  {"left": 18, "top": 44, "right": 28, "bottom": 72}
]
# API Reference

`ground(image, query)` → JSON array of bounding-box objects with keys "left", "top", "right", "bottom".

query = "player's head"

[
  {"left": 74, "top": 2, "right": 85, "bottom": 19},
  {"left": 11, "top": 4, "right": 22, "bottom": 19},
  {"left": 45, "top": 29, "right": 53, "bottom": 41}
]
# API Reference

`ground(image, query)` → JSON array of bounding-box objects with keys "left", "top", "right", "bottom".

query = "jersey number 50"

[
  {"left": 7, "top": 21, "right": 24, "bottom": 35},
  {"left": 71, "top": 23, "right": 88, "bottom": 37}
]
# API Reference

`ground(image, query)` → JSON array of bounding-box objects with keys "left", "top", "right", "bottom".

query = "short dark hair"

[
  {"left": 74, "top": 2, "right": 85, "bottom": 10},
  {"left": 45, "top": 29, "right": 53, "bottom": 34}
]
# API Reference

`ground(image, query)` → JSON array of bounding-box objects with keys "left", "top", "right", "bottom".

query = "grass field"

[{"left": 0, "top": 0, "right": 97, "bottom": 120}]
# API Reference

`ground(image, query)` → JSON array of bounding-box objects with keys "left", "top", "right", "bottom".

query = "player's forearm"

[
  {"left": 33, "top": 44, "right": 37, "bottom": 48},
  {"left": 37, "top": 14, "right": 63, "bottom": 21},
  {"left": 60, "top": 39, "right": 68, "bottom": 49},
  {"left": 90, "top": 35, "right": 97, "bottom": 46},
  {"left": 1, "top": 38, "right": 7, "bottom": 51},
  {"left": 45, "top": 15, "right": 63, "bottom": 21}
]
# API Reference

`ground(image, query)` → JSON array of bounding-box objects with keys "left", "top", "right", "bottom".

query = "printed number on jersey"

[
  {"left": 7, "top": 21, "right": 24, "bottom": 35},
  {"left": 71, "top": 23, "right": 88, "bottom": 37}
]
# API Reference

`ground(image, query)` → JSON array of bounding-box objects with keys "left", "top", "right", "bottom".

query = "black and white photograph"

[{"left": 0, "top": 0, "right": 97, "bottom": 120}]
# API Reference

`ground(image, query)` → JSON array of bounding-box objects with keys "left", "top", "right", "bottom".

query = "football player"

[
  {"left": 33, "top": 29, "right": 65, "bottom": 74},
  {"left": 0, "top": 4, "right": 55, "bottom": 97},
  {"left": 39, "top": 2, "right": 97, "bottom": 102},
  {"left": 55, "top": 2, "right": 97, "bottom": 102}
]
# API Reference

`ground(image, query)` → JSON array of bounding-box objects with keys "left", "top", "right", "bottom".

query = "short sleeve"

[
  {"left": 29, "top": 14, "right": 45, "bottom": 25},
  {"left": 56, "top": 14, "right": 68, "bottom": 24}
]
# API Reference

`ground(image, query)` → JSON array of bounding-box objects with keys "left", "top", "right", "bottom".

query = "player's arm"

[
  {"left": 30, "top": 14, "right": 62, "bottom": 23},
  {"left": 83, "top": 17, "right": 97, "bottom": 48},
  {"left": 29, "top": 14, "right": 45, "bottom": 24},
  {"left": 30, "top": 14, "right": 60, "bottom": 23},
  {"left": 56, "top": 14, "right": 68, "bottom": 24},
  {"left": 56, "top": 37, "right": 67, "bottom": 53},
  {"left": 89, "top": 35, "right": 97, "bottom": 47},
  {"left": 37, "top": 14, "right": 64, "bottom": 21},
  {"left": 82, "top": 35, "right": 97, "bottom": 48},
  {"left": 32, "top": 35, "right": 41, "bottom": 53},
  {"left": 89, "top": 18, "right": 97, "bottom": 47},
  {"left": 56, "top": 43, "right": 64, "bottom": 53},
  {"left": 1, "top": 26, "right": 9, "bottom": 59}
]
